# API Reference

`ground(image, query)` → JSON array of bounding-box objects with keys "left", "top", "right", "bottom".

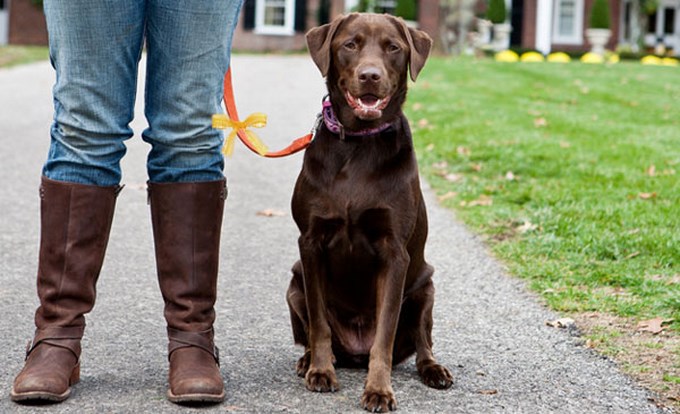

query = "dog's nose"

[{"left": 358, "top": 67, "right": 382, "bottom": 83}]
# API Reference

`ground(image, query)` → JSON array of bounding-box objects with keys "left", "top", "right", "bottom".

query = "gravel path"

[{"left": 0, "top": 55, "right": 666, "bottom": 413}]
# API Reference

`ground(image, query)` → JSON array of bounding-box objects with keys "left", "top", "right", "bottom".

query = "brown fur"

[{"left": 286, "top": 13, "right": 452, "bottom": 412}]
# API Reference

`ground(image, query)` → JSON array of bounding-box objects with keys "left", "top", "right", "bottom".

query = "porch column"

[{"left": 535, "top": 0, "right": 553, "bottom": 54}]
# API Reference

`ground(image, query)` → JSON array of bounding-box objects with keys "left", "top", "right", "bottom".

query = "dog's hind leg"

[{"left": 287, "top": 261, "right": 311, "bottom": 377}]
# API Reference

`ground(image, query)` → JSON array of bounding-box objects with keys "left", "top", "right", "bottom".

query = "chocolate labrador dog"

[{"left": 286, "top": 13, "right": 452, "bottom": 412}]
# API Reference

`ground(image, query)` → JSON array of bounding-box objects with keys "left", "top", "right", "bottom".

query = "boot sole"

[
  {"left": 10, "top": 388, "right": 71, "bottom": 403},
  {"left": 167, "top": 389, "right": 225, "bottom": 404}
]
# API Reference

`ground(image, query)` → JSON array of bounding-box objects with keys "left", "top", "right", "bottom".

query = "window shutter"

[
  {"left": 294, "top": 0, "right": 307, "bottom": 32},
  {"left": 243, "top": 0, "right": 256, "bottom": 30}
]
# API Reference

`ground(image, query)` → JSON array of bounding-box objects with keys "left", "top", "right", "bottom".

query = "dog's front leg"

[
  {"left": 299, "top": 234, "right": 339, "bottom": 393},
  {"left": 361, "top": 244, "right": 408, "bottom": 412}
]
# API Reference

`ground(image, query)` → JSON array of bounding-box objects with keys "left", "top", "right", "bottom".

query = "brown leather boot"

[
  {"left": 148, "top": 179, "right": 227, "bottom": 404},
  {"left": 11, "top": 177, "right": 120, "bottom": 403}
]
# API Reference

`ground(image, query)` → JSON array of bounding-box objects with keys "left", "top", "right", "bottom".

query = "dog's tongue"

[
  {"left": 354, "top": 94, "right": 383, "bottom": 120},
  {"left": 359, "top": 94, "right": 379, "bottom": 107},
  {"left": 345, "top": 91, "right": 389, "bottom": 121}
]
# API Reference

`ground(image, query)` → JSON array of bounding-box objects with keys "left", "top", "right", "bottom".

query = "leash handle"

[{"left": 220, "top": 67, "right": 313, "bottom": 158}]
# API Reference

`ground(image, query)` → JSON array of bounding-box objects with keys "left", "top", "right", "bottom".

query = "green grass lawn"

[
  {"left": 408, "top": 58, "right": 679, "bottom": 327},
  {"left": 407, "top": 58, "right": 680, "bottom": 404},
  {"left": 0, "top": 46, "right": 49, "bottom": 68}
]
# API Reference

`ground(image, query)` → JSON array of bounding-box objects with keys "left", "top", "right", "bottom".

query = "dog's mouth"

[{"left": 345, "top": 91, "right": 391, "bottom": 121}]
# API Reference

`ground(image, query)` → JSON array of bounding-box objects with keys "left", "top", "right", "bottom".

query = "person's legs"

[
  {"left": 11, "top": 0, "right": 143, "bottom": 403},
  {"left": 144, "top": 0, "right": 242, "bottom": 183},
  {"left": 42, "top": 0, "right": 145, "bottom": 186},
  {"left": 143, "top": 0, "right": 242, "bottom": 404}
]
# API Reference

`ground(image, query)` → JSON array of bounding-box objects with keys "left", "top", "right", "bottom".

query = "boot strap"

[
  {"left": 26, "top": 326, "right": 84, "bottom": 360},
  {"left": 167, "top": 328, "right": 220, "bottom": 366}
]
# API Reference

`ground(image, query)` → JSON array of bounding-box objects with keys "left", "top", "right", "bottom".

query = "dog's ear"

[
  {"left": 407, "top": 27, "right": 432, "bottom": 81},
  {"left": 392, "top": 18, "right": 432, "bottom": 82},
  {"left": 306, "top": 15, "right": 347, "bottom": 77}
]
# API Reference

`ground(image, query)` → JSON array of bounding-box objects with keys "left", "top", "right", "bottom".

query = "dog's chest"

[{"left": 318, "top": 158, "right": 399, "bottom": 245}]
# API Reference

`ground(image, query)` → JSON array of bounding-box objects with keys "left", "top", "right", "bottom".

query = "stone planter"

[
  {"left": 585, "top": 28, "right": 612, "bottom": 55},
  {"left": 493, "top": 23, "right": 512, "bottom": 51},
  {"left": 476, "top": 18, "right": 493, "bottom": 49}
]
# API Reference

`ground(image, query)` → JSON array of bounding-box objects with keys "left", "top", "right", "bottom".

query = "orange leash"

[{"left": 213, "top": 67, "right": 314, "bottom": 158}]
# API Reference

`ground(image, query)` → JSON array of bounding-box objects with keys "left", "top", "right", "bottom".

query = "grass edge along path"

[
  {"left": 0, "top": 46, "right": 49, "bottom": 68},
  {"left": 406, "top": 57, "right": 679, "bottom": 410}
]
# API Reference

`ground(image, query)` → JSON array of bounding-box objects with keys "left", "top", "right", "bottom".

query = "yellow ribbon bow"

[{"left": 212, "top": 112, "right": 268, "bottom": 156}]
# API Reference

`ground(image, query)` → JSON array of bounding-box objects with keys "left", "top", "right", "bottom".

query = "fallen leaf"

[
  {"left": 457, "top": 146, "right": 471, "bottom": 156},
  {"left": 646, "top": 165, "right": 656, "bottom": 176},
  {"left": 546, "top": 318, "right": 575, "bottom": 328},
  {"left": 257, "top": 209, "right": 285, "bottom": 217},
  {"left": 516, "top": 221, "right": 538, "bottom": 234},
  {"left": 559, "top": 141, "right": 572, "bottom": 148},
  {"left": 444, "top": 173, "right": 463, "bottom": 183},
  {"left": 437, "top": 191, "right": 458, "bottom": 202},
  {"left": 432, "top": 161, "right": 448, "bottom": 170},
  {"left": 648, "top": 274, "right": 680, "bottom": 285},
  {"left": 412, "top": 102, "right": 423, "bottom": 111},
  {"left": 534, "top": 117, "right": 548, "bottom": 128},
  {"left": 504, "top": 171, "right": 516, "bottom": 181},
  {"left": 417, "top": 119, "right": 429, "bottom": 128},
  {"left": 637, "top": 317, "right": 673, "bottom": 335},
  {"left": 470, "top": 163, "right": 482, "bottom": 172},
  {"left": 638, "top": 192, "right": 657, "bottom": 200},
  {"left": 478, "top": 389, "right": 498, "bottom": 395},
  {"left": 425, "top": 143, "right": 435, "bottom": 152},
  {"left": 463, "top": 195, "right": 492, "bottom": 207},
  {"left": 610, "top": 287, "right": 630, "bottom": 297}
]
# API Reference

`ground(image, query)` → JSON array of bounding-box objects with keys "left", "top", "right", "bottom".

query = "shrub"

[
  {"left": 589, "top": 0, "right": 611, "bottom": 29},
  {"left": 395, "top": 0, "right": 418, "bottom": 21},
  {"left": 486, "top": 0, "right": 507, "bottom": 24}
]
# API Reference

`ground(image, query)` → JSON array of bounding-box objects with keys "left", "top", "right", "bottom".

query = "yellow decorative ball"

[
  {"left": 494, "top": 50, "right": 519, "bottom": 62},
  {"left": 580, "top": 52, "right": 605, "bottom": 64},
  {"left": 520, "top": 51, "right": 545, "bottom": 62},
  {"left": 547, "top": 52, "right": 571, "bottom": 63}
]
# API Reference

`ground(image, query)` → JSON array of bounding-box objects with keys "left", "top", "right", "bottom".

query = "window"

[
  {"left": 664, "top": 8, "right": 675, "bottom": 34},
  {"left": 374, "top": 0, "right": 397, "bottom": 14},
  {"left": 255, "top": 0, "right": 295, "bottom": 35},
  {"left": 552, "top": 0, "right": 584, "bottom": 44}
]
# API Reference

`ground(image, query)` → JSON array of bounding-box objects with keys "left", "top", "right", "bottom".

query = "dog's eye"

[
  {"left": 387, "top": 43, "right": 401, "bottom": 53},
  {"left": 344, "top": 41, "right": 357, "bottom": 51}
]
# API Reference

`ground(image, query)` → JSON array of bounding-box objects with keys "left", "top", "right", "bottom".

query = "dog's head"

[{"left": 306, "top": 13, "right": 432, "bottom": 128}]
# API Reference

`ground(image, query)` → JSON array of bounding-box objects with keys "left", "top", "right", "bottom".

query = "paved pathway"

[{"left": 0, "top": 56, "right": 666, "bottom": 413}]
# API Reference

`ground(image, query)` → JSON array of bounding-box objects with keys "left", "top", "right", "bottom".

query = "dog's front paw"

[
  {"left": 361, "top": 388, "right": 397, "bottom": 412},
  {"left": 305, "top": 367, "right": 339, "bottom": 392},
  {"left": 419, "top": 363, "right": 453, "bottom": 389}
]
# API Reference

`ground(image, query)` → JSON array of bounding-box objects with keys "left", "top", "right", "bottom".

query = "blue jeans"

[{"left": 42, "top": 0, "right": 242, "bottom": 185}]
